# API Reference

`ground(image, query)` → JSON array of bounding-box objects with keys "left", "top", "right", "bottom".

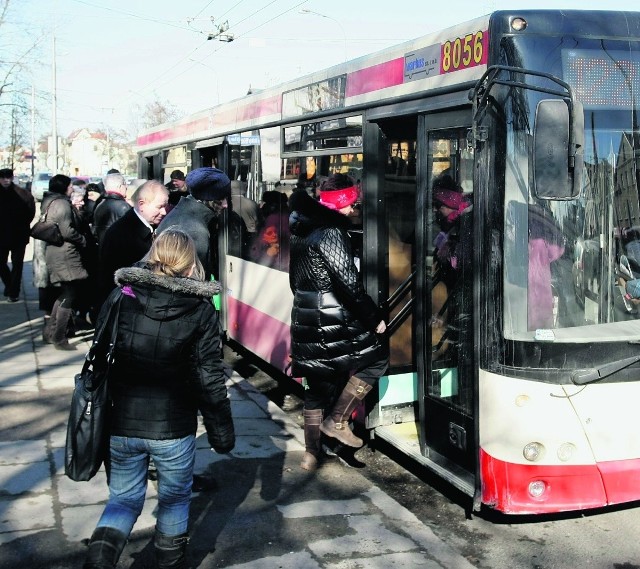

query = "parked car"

[
  {"left": 13, "top": 174, "right": 31, "bottom": 189},
  {"left": 31, "top": 172, "right": 52, "bottom": 201}
]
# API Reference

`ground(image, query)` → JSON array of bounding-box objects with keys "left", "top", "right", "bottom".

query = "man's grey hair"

[
  {"left": 131, "top": 180, "right": 168, "bottom": 211},
  {"left": 104, "top": 173, "right": 126, "bottom": 193}
]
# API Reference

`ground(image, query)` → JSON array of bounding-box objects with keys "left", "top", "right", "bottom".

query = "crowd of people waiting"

[
  {"left": 0, "top": 165, "right": 390, "bottom": 567},
  {"left": 24, "top": 167, "right": 295, "bottom": 350}
]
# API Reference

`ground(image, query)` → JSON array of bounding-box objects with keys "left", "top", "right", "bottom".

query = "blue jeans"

[{"left": 96, "top": 434, "right": 195, "bottom": 536}]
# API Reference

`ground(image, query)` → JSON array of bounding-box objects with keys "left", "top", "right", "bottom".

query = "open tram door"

[
  {"left": 370, "top": 108, "right": 477, "bottom": 500},
  {"left": 415, "top": 111, "right": 477, "bottom": 498}
]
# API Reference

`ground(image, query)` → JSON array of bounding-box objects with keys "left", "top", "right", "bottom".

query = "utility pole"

[
  {"left": 51, "top": 34, "right": 58, "bottom": 173},
  {"left": 31, "top": 85, "right": 35, "bottom": 179},
  {"left": 10, "top": 105, "right": 16, "bottom": 171}
]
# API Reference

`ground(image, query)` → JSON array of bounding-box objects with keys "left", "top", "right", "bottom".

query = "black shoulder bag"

[
  {"left": 64, "top": 294, "right": 122, "bottom": 482},
  {"left": 30, "top": 200, "right": 64, "bottom": 246}
]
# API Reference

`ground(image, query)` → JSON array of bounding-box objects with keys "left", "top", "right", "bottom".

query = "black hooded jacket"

[
  {"left": 288, "top": 190, "right": 386, "bottom": 378},
  {"left": 98, "top": 266, "right": 234, "bottom": 453}
]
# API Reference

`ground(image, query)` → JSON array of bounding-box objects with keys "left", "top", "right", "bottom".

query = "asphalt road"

[{"left": 226, "top": 343, "right": 640, "bottom": 569}]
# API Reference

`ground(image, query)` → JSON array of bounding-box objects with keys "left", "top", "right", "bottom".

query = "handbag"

[
  {"left": 64, "top": 295, "right": 122, "bottom": 481},
  {"left": 30, "top": 201, "right": 63, "bottom": 246}
]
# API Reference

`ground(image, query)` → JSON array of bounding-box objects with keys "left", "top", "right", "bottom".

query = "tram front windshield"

[{"left": 502, "top": 37, "right": 640, "bottom": 346}]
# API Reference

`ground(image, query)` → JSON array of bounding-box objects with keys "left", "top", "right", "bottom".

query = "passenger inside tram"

[
  {"left": 527, "top": 204, "right": 566, "bottom": 330},
  {"left": 430, "top": 175, "right": 472, "bottom": 359}
]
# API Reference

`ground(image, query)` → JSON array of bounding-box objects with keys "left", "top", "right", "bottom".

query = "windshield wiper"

[{"left": 571, "top": 355, "right": 640, "bottom": 385}]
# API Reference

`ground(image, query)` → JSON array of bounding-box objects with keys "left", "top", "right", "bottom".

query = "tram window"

[
  {"left": 163, "top": 145, "right": 187, "bottom": 168},
  {"left": 259, "top": 126, "right": 281, "bottom": 191},
  {"left": 229, "top": 144, "right": 252, "bottom": 182},
  {"left": 283, "top": 116, "right": 363, "bottom": 153},
  {"left": 387, "top": 140, "right": 416, "bottom": 177}
]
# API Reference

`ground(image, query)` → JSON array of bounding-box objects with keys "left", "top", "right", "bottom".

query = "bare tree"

[
  {"left": 0, "top": 0, "right": 44, "bottom": 162},
  {"left": 127, "top": 96, "right": 184, "bottom": 141}
]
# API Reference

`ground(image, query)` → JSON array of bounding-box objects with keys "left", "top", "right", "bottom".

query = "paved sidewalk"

[{"left": 0, "top": 244, "right": 475, "bottom": 569}]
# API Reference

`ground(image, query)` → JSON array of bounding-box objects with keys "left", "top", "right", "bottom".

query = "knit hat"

[
  {"left": 170, "top": 169, "right": 185, "bottom": 181},
  {"left": 318, "top": 173, "right": 359, "bottom": 210},
  {"left": 186, "top": 167, "right": 231, "bottom": 201},
  {"left": 626, "top": 278, "right": 640, "bottom": 299},
  {"left": 433, "top": 186, "right": 470, "bottom": 223},
  {"left": 0, "top": 168, "right": 13, "bottom": 178},
  {"left": 433, "top": 187, "right": 467, "bottom": 210}
]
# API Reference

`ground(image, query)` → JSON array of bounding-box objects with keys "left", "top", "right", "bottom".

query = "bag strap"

[
  {"left": 86, "top": 293, "right": 123, "bottom": 366},
  {"left": 40, "top": 197, "right": 60, "bottom": 222}
]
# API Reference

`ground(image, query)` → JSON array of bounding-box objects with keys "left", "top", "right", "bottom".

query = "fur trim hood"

[
  {"left": 288, "top": 189, "right": 350, "bottom": 237},
  {"left": 114, "top": 266, "right": 220, "bottom": 321},
  {"left": 115, "top": 266, "right": 221, "bottom": 297}
]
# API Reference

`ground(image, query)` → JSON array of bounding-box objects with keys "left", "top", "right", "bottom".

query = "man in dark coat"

[
  {"left": 98, "top": 180, "right": 168, "bottom": 308},
  {"left": 92, "top": 172, "right": 131, "bottom": 246},
  {"left": 165, "top": 169, "right": 189, "bottom": 210},
  {"left": 0, "top": 168, "right": 36, "bottom": 301},
  {"left": 156, "top": 167, "right": 234, "bottom": 280}
]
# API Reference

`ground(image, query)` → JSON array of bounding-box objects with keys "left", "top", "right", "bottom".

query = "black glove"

[{"left": 203, "top": 398, "right": 235, "bottom": 454}]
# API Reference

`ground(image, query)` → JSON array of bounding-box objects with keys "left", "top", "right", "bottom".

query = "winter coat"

[
  {"left": 0, "top": 182, "right": 35, "bottom": 247},
  {"left": 99, "top": 208, "right": 154, "bottom": 303},
  {"left": 32, "top": 239, "right": 50, "bottom": 289},
  {"left": 41, "top": 192, "right": 88, "bottom": 285},
  {"left": 92, "top": 193, "right": 131, "bottom": 246},
  {"left": 98, "top": 266, "right": 235, "bottom": 452},
  {"left": 288, "top": 190, "right": 386, "bottom": 379},
  {"left": 156, "top": 195, "right": 217, "bottom": 278}
]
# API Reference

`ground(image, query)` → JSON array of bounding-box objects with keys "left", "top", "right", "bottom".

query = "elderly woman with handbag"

[
  {"left": 83, "top": 228, "right": 235, "bottom": 569},
  {"left": 41, "top": 174, "right": 89, "bottom": 350}
]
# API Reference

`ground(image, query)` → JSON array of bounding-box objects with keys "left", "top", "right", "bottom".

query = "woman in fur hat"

[
  {"left": 288, "top": 173, "right": 388, "bottom": 472},
  {"left": 83, "top": 228, "right": 234, "bottom": 569}
]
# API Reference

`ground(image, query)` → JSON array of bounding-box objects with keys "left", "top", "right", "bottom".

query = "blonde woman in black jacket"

[
  {"left": 289, "top": 174, "right": 388, "bottom": 472},
  {"left": 83, "top": 228, "right": 234, "bottom": 569}
]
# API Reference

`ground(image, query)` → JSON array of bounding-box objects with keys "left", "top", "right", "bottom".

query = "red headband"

[{"left": 319, "top": 186, "right": 359, "bottom": 210}]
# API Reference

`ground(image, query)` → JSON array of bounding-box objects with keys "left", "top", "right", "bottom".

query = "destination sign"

[{"left": 563, "top": 49, "right": 640, "bottom": 109}]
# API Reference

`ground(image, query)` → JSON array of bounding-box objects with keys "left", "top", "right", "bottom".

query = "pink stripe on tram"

[{"left": 345, "top": 58, "right": 405, "bottom": 98}]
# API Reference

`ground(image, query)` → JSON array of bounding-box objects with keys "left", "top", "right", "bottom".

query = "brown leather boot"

[
  {"left": 44, "top": 300, "right": 60, "bottom": 344},
  {"left": 320, "top": 376, "right": 372, "bottom": 448},
  {"left": 53, "top": 305, "right": 76, "bottom": 350},
  {"left": 300, "top": 408, "right": 323, "bottom": 471}
]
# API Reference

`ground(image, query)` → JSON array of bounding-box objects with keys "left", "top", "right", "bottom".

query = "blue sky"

[{"left": 5, "top": 0, "right": 640, "bottom": 140}]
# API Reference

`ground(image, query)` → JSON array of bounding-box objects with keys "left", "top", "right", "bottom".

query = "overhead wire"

[
  {"left": 150, "top": 0, "right": 310, "bottom": 95},
  {"left": 68, "top": 0, "right": 198, "bottom": 33}
]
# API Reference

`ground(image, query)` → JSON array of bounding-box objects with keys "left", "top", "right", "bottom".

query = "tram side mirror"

[{"left": 533, "top": 99, "right": 584, "bottom": 200}]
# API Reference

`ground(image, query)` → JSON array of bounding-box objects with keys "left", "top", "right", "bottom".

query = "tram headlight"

[
  {"left": 528, "top": 480, "right": 547, "bottom": 499},
  {"left": 523, "top": 441, "right": 545, "bottom": 462},
  {"left": 511, "top": 17, "right": 528, "bottom": 31},
  {"left": 557, "top": 442, "right": 576, "bottom": 462}
]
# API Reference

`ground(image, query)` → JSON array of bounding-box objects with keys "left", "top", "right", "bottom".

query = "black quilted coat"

[
  {"left": 97, "top": 266, "right": 234, "bottom": 454},
  {"left": 288, "top": 190, "right": 386, "bottom": 379}
]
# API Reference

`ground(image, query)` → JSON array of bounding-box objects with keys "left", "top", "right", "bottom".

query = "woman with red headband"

[
  {"left": 432, "top": 175, "right": 472, "bottom": 289},
  {"left": 288, "top": 173, "right": 388, "bottom": 472}
]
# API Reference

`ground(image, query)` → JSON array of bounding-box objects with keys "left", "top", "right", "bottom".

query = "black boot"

[
  {"left": 300, "top": 408, "right": 323, "bottom": 472},
  {"left": 320, "top": 376, "right": 372, "bottom": 448},
  {"left": 155, "top": 529, "right": 190, "bottom": 569},
  {"left": 52, "top": 304, "right": 76, "bottom": 350},
  {"left": 83, "top": 526, "right": 127, "bottom": 569}
]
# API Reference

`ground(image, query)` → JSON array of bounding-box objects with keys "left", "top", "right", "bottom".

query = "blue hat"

[
  {"left": 626, "top": 279, "right": 640, "bottom": 299},
  {"left": 186, "top": 167, "right": 231, "bottom": 201}
]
